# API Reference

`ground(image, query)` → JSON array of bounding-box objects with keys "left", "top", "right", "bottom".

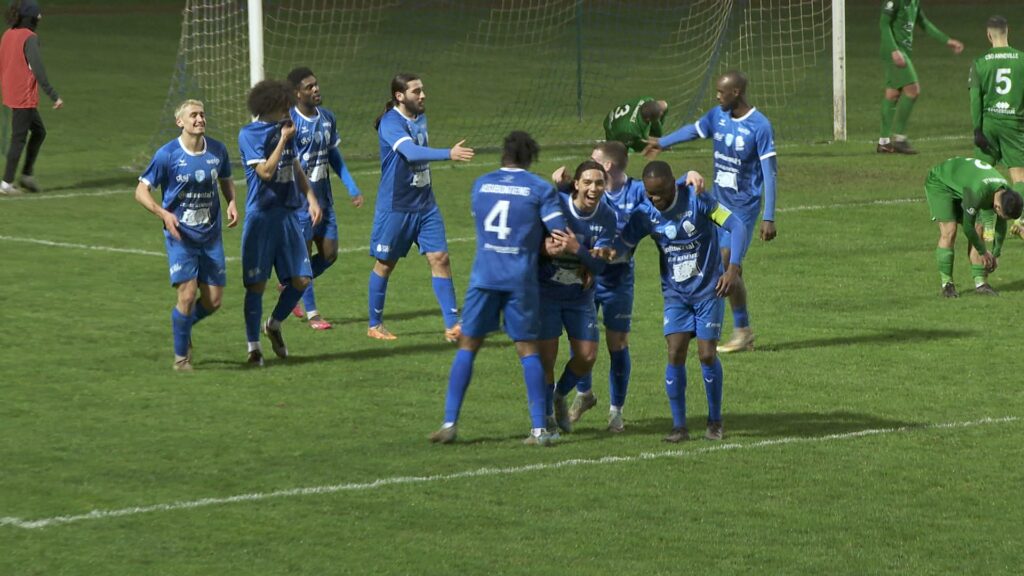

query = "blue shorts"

[
  {"left": 165, "top": 234, "right": 226, "bottom": 287},
  {"left": 297, "top": 205, "right": 339, "bottom": 242},
  {"left": 241, "top": 206, "right": 312, "bottom": 286},
  {"left": 595, "top": 281, "right": 634, "bottom": 333},
  {"left": 663, "top": 294, "right": 724, "bottom": 341},
  {"left": 462, "top": 286, "right": 540, "bottom": 342},
  {"left": 717, "top": 202, "right": 760, "bottom": 255},
  {"left": 539, "top": 297, "right": 600, "bottom": 342},
  {"left": 369, "top": 205, "right": 448, "bottom": 260}
]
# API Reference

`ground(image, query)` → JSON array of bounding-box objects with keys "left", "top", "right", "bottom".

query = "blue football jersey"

[
  {"left": 291, "top": 106, "right": 340, "bottom": 208},
  {"left": 469, "top": 168, "right": 566, "bottom": 291},
  {"left": 539, "top": 193, "right": 618, "bottom": 302},
  {"left": 139, "top": 136, "right": 232, "bottom": 245},
  {"left": 621, "top": 179, "right": 731, "bottom": 304},
  {"left": 694, "top": 107, "right": 775, "bottom": 212},
  {"left": 377, "top": 108, "right": 436, "bottom": 213},
  {"left": 597, "top": 176, "right": 649, "bottom": 288},
  {"left": 238, "top": 120, "right": 303, "bottom": 212}
]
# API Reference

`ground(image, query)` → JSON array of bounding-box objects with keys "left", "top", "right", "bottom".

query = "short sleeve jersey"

[
  {"left": 139, "top": 136, "right": 232, "bottom": 245},
  {"left": 238, "top": 121, "right": 303, "bottom": 212},
  {"left": 291, "top": 106, "right": 341, "bottom": 208},
  {"left": 603, "top": 97, "right": 664, "bottom": 152},
  {"left": 970, "top": 47, "right": 1024, "bottom": 124},
  {"left": 377, "top": 108, "right": 435, "bottom": 213},
  {"left": 539, "top": 194, "right": 617, "bottom": 302},
  {"left": 693, "top": 106, "right": 776, "bottom": 212},
  {"left": 621, "top": 179, "right": 731, "bottom": 304},
  {"left": 928, "top": 157, "right": 1008, "bottom": 213},
  {"left": 598, "top": 177, "right": 649, "bottom": 288},
  {"left": 468, "top": 167, "right": 567, "bottom": 292}
]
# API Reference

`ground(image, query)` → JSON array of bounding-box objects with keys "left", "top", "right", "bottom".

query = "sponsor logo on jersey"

[
  {"left": 713, "top": 151, "right": 742, "bottom": 166},
  {"left": 211, "top": 168, "right": 218, "bottom": 180},
  {"left": 480, "top": 183, "right": 530, "bottom": 196},
  {"left": 735, "top": 136, "right": 746, "bottom": 151},
  {"left": 714, "top": 132, "right": 724, "bottom": 141},
  {"left": 206, "top": 158, "right": 220, "bottom": 165},
  {"left": 682, "top": 220, "right": 696, "bottom": 235},
  {"left": 170, "top": 263, "right": 183, "bottom": 275},
  {"left": 376, "top": 243, "right": 390, "bottom": 253},
  {"left": 175, "top": 174, "right": 190, "bottom": 184},
  {"left": 177, "top": 158, "right": 188, "bottom": 168},
  {"left": 737, "top": 127, "right": 751, "bottom": 136}
]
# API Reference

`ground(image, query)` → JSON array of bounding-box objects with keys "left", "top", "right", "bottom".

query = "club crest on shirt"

[
  {"left": 195, "top": 169, "right": 206, "bottom": 183},
  {"left": 663, "top": 224, "right": 677, "bottom": 239},
  {"left": 725, "top": 133, "right": 734, "bottom": 147}
]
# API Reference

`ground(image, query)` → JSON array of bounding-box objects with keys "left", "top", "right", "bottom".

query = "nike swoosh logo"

[
  {"left": 666, "top": 380, "right": 674, "bottom": 385},
  {"left": 704, "top": 378, "right": 714, "bottom": 384},
  {"left": 373, "top": 308, "right": 383, "bottom": 314}
]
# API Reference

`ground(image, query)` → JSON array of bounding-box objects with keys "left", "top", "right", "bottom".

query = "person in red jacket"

[{"left": 0, "top": 0, "right": 61, "bottom": 195}]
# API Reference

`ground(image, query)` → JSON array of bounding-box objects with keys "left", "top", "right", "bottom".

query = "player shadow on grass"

[
  {"left": 759, "top": 327, "right": 971, "bottom": 352},
  {"left": 993, "top": 278, "right": 1024, "bottom": 293},
  {"left": 565, "top": 410, "right": 914, "bottom": 443},
  {"left": 327, "top": 308, "right": 443, "bottom": 326}
]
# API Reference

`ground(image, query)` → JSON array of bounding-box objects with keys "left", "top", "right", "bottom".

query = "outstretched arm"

[
  {"left": 917, "top": 9, "right": 962, "bottom": 53},
  {"left": 328, "top": 146, "right": 364, "bottom": 206},
  {"left": 395, "top": 138, "right": 474, "bottom": 163}
]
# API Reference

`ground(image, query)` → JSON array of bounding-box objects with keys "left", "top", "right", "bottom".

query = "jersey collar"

[
  {"left": 177, "top": 135, "right": 207, "bottom": 156},
  {"left": 293, "top": 106, "right": 320, "bottom": 122},
  {"left": 731, "top": 107, "right": 757, "bottom": 122}
]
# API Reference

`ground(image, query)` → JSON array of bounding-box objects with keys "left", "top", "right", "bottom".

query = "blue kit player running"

[
  {"left": 135, "top": 99, "right": 237, "bottom": 370},
  {"left": 429, "top": 132, "right": 568, "bottom": 446},
  {"left": 644, "top": 70, "right": 777, "bottom": 354},
  {"left": 239, "top": 79, "right": 322, "bottom": 366},
  {"left": 618, "top": 161, "right": 748, "bottom": 442},
  {"left": 286, "top": 67, "right": 364, "bottom": 330},
  {"left": 542, "top": 160, "right": 618, "bottom": 436},
  {"left": 367, "top": 73, "right": 474, "bottom": 342}
]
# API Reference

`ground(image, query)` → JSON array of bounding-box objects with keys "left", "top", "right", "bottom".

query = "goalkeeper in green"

[
  {"left": 603, "top": 97, "right": 667, "bottom": 153},
  {"left": 925, "top": 157, "right": 1023, "bottom": 297},
  {"left": 878, "top": 0, "right": 963, "bottom": 155}
]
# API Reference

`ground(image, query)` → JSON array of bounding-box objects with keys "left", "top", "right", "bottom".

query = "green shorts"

[
  {"left": 882, "top": 52, "right": 918, "bottom": 89},
  {"left": 976, "top": 119, "right": 1024, "bottom": 168},
  {"left": 924, "top": 175, "right": 962, "bottom": 222}
]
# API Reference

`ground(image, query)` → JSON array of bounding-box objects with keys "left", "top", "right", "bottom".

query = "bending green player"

[
  {"left": 925, "top": 157, "right": 1023, "bottom": 297},
  {"left": 603, "top": 97, "right": 668, "bottom": 153},
  {"left": 878, "top": 0, "right": 963, "bottom": 155}
]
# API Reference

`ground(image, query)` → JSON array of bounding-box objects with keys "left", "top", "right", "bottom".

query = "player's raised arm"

[{"left": 255, "top": 120, "right": 294, "bottom": 181}]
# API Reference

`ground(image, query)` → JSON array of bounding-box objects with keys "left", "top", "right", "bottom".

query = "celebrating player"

[
  {"left": 134, "top": 99, "right": 237, "bottom": 370},
  {"left": 239, "top": 79, "right": 322, "bottom": 366},
  {"left": 367, "top": 73, "right": 474, "bottom": 341},
  {"left": 877, "top": 0, "right": 963, "bottom": 154},
  {"left": 644, "top": 71, "right": 776, "bottom": 354},
  {"left": 430, "top": 132, "right": 567, "bottom": 446},
  {"left": 604, "top": 97, "right": 668, "bottom": 153},
  {"left": 286, "top": 67, "right": 364, "bottom": 330},
  {"left": 924, "top": 157, "right": 1023, "bottom": 297},
  {"left": 541, "top": 160, "right": 617, "bottom": 435},
  {"left": 617, "top": 161, "right": 749, "bottom": 442}
]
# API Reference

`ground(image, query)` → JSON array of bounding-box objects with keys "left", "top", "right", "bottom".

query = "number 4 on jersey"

[{"left": 484, "top": 200, "right": 511, "bottom": 240}]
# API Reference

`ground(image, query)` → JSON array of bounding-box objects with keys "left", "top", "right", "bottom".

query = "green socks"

[
  {"left": 880, "top": 96, "right": 897, "bottom": 139},
  {"left": 936, "top": 247, "right": 954, "bottom": 285},
  {"left": 971, "top": 264, "right": 987, "bottom": 288},
  {"left": 892, "top": 95, "right": 917, "bottom": 137}
]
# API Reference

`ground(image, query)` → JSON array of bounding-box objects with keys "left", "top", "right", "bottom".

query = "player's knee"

[
  {"left": 206, "top": 295, "right": 223, "bottom": 312},
  {"left": 291, "top": 276, "right": 310, "bottom": 291},
  {"left": 903, "top": 84, "right": 920, "bottom": 98},
  {"left": 427, "top": 251, "right": 451, "bottom": 271},
  {"left": 666, "top": 348, "right": 687, "bottom": 366},
  {"left": 698, "top": 349, "right": 718, "bottom": 366}
]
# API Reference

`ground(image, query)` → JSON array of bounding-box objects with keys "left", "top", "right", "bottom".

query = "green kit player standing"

[
  {"left": 924, "top": 157, "right": 1023, "bottom": 297},
  {"left": 603, "top": 97, "right": 667, "bottom": 153},
  {"left": 878, "top": 0, "right": 963, "bottom": 154}
]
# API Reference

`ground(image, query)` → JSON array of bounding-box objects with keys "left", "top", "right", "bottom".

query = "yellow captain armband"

[{"left": 710, "top": 204, "right": 733, "bottom": 227}]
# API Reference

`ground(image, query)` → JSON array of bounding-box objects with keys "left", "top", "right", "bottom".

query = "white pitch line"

[
  {"left": 777, "top": 196, "right": 921, "bottom": 213},
  {"left": 0, "top": 188, "right": 126, "bottom": 201},
  {"left": 0, "top": 415, "right": 1015, "bottom": 531}
]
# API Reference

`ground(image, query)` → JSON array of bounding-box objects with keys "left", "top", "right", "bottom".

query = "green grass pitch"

[{"left": 1, "top": 1, "right": 1023, "bottom": 574}]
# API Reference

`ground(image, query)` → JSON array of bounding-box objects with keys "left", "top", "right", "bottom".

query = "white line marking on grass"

[
  {"left": 1, "top": 416, "right": 1015, "bottom": 531},
  {"left": 0, "top": 188, "right": 126, "bottom": 201},
  {"left": 777, "top": 197, "right": 921, "bottom": 214}
]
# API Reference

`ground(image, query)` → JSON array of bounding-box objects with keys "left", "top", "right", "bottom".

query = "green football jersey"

[
  {"left": 880, "top": 0, "right": 948, "bottom": 57},
  {"left": 603, "top": 97, "right": 664, "bottom": 152},
  {"left": 969, "top": 46, "right": 1024, "bottom": 127},
  {"left": 929, "top": 157, "right": 1008, "bottom": 207}
]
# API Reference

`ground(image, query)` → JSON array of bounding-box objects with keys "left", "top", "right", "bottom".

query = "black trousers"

[{"left": 5, "top": 107, "right": 46, "bottom": 183}]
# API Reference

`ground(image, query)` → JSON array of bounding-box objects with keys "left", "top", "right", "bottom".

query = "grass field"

[{"left": 2, "top": 1, "right": 1024, "bottom": 574}]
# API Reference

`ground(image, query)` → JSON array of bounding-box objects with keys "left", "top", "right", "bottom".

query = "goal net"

[{"left": 149, "top": 0, "right": 834, "bottom": 158}]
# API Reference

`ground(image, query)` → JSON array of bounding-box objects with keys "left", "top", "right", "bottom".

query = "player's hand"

[
  {"left": 543, "top": 235, "right": 564, "bottom": 257},
  {"left": 1011, "top": 219, "right": 1024, "bottom": 239},
  {"left": 450, "top": 139, "right": 474, "bottom": 162},
  {"left": 759, "top": 220, "right": 776, "bottom": 241},
  {"left": 279, "top": 119, "right": 296, "bottom": 142},
  {"left": 891, "top": 50, "right": 907, "bottom": 68},
  {"left": 308, "top": 197, "right": 322, "bottom": 226},
  {"left": 715, "top": 264, "right": 742, "bottom": 297},
  {"left": 351, "top": 194, "right": 364, "bottom": 208},
  {"left": 948, "top": 38, "right": 964, "bottom": 55},
  {"left": 973, "top": 129, "right": 991, "bottom": 154},
  {"left": 982, "top": 251, "right": 996, "bottom": 273},
  {"left": 580, "top": 266, "right": 594, "bottom": 290},
  {"left": 53, "top": 98, "right": 64, "bottom": 110},
  {"left": 161, "top": 211, "right": 182, "bottom": 241},
  {"left": 684, "top": 170, "right": 705, "bottom": 194},
  {"left": 589, "top": 246, "right": 617, "bottom": 262},
  {"left": 642, "top": 137, "right": 663, "bottom": 160},
  {"left": 550, "top": 228, "right": 580, "bottom": 254},
  {"left": 225, "top": 199, "right": 239, "bottom": 228},
  {"left": 551, "top": 166, "right": 571, "bottom": 188}
]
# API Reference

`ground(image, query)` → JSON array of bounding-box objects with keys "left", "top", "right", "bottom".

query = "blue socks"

[
  {"left": 443, "top": 349, "right": 476, "bottom": 423},
  {"left": 273, "top": 283, "right": 305, "bottom": 323},
  {"left": 300, "top": 254, "right": 335, "bottom": 316},
  {"left": 665, "top": 364, "right": 687, "bottom": 428},
  {"left": 191, "top": 300, "right": 212, "bottom": 326},
  {"left": 244, "top": 290, "right": 262, "bottom": 343},
  {"left": 521, "top": 354, "right": 548, "bottom": 429},
  {"left": 609, "top": 347, "right": 631, "bottom": 408},
  {"left": 301, "top": 280, "right": 318, "bottom": 315},
  {"left": 431, "top": 276, "right": 459, "bottom": 329},
  {"left": 576, "top": 372, "right": 593, "bottom": 394},
  {"left": 368, "top": 271, "right": 389, "bottom": 327},
  {"left": 702, "top": 358, "right": 724, "bottom": 423},
  {"left": 171, "top": 308, "right": 191, "bottom": 357},
  {"left": 555, "top": 366, "right": 579, "bottom": 396},
  {"left": 733, "top": 306, "right": 750, "bottom": 329}
]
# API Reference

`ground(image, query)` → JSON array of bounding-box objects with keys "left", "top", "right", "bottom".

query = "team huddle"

[{"left": 133, "top": 9, "right": 1024, "bottom": 446}]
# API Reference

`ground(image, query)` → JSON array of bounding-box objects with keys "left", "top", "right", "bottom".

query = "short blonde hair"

[{"left": 174, "top": 99, "right": 205, "bottom": 120}]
